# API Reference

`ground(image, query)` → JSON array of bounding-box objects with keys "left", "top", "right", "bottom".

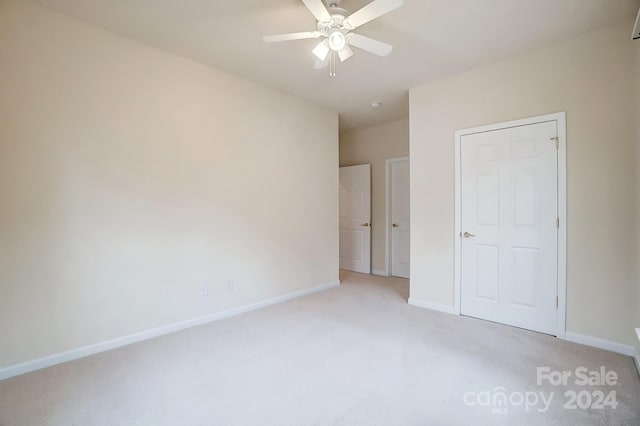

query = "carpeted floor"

[{"left": 1, "top": 271, "right": 639, "bottom": 425}]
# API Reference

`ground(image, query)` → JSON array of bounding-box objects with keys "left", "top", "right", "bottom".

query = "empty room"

[{"left": 1, "top": 0, "right": 640, "bottom": 424}]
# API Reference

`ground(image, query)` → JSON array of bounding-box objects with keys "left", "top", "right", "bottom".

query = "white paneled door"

[
  {"left": 339, "top": 164, "right": 371, "bottom": 273},
  {"left": 460, "top": 121, "right": 558, "bottom": 335},
  {"left": 390, "top": 159, "right": 410, "bottom": 278}
]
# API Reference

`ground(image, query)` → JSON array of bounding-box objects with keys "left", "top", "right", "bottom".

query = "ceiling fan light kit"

[
  {"left": 312, "top": 39, "right": 330, "bottom": 61},
  {"left": 328, "top": 31, "right": 346, "bottom": 51},
  {"left": 263, "top": 0, "right": 403, "bottom": 76}
]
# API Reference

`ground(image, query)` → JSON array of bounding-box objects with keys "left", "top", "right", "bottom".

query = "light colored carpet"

[{"left": 1, "top": 271, "right": 639, "bottom": 425}]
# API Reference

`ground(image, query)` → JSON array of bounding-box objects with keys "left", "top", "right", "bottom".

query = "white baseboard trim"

[
  {"left": 634, "top": 328, "right": 640, "bottom": 376},
  {"left": 408, "top": 297, "right": 458, "bottom": 315},
  {"left": 0, "top": 280, "right": 340, "bottom": 381},
  {"left": 563, "top": 332, "right": 635, "bottom": 357},
  {"left": 371, "top": 269, "right": 389, "bottom": 277}
]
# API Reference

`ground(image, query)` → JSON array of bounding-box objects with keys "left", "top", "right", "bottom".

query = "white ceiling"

[{"left": 34, "top": 0, "right": 639, "bottom": 131}]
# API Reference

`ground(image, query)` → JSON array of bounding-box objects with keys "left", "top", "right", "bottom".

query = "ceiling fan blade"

[
  {"left": 314, "top": 57, "right": 329, "bottom": 69},
  {"left": 338, "top": 45, "right": 354, "bottom": 62},
  {"left": 346, "top": 33, "right": 393, "bottom": 56},
  {"left": 263, "top": 31, "right": 322, "bottom": 43},
  {"left": 301, "top": 0, "right": 331, "bottom": 22},
  {"left": 344, "top": 0, "right": 403, "bottom": 29}
]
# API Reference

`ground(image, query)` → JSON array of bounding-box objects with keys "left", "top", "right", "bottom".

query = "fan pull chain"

[{"left": 330, "top": 51, "right": 336, "bottom": 77}]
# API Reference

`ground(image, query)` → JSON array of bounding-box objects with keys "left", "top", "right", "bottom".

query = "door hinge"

[
  {"left": 550, "top": 137, "right": 559, "bottom": 150},
  {"left": 556, "top": 217, "right": 560, "bottom": 228}
]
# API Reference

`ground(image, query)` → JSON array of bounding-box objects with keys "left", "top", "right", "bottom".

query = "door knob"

[
  {"left": 361, "top": 222, "right": 370, "bottom": 227},
  {"left": 392, "top": 223, "right": 399, "bottom": 228},
  {"left": 463, "top": 232, "right": 475, "bottom": 238}
]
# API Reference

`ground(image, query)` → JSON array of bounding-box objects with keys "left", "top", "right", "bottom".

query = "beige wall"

[
  {"left": 410, "top": 22, "right": 638, "bottom": 346},
  {"left": 0, "top": 1, "right": 338, "bottom": 369},
  {"left": 340, "top": 119, "right": 409, "bottom": 274}
]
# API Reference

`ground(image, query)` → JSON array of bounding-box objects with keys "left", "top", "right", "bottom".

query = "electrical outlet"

[
  {"left": 200, "top": 284, "right": 209, "bottom": 297},
  {"left": 227, "top": 280, "right": 235, "bottom": 292}
]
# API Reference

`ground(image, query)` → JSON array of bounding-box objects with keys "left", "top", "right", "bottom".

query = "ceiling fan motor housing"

[{"left": 317, "top": 6, "right": 354, "bottom": 36}]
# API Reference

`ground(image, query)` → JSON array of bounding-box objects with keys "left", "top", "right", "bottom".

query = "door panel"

[
  {"left": 339, "top": 165, "right": 371, "bottom": 273},
  {"left": 476, "top": 172, "right": 500, "bottom": 225},
  {"left": 460, "top": 121, "right": 558, "bottom": 335},
  {"left": 390, "top": 159, "right": 410, "bottom": 278},
  {"left": 512, "top": 247, "right": 538, "bottom": 307},
  {"left": 475, "top": 244, "right": 499, "bottom": 301}
]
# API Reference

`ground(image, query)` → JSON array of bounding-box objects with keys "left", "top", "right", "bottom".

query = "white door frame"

[
  {"left": 453, "top": 112, "right": 567, "bottom": 338},
  {"left": 385, "top": 156, "right": 410, "bottom": 277}
]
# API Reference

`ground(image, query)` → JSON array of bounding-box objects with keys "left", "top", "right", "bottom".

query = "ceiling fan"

[{"left": 263, "top": 0, "right": 403, "bottom": 76}]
